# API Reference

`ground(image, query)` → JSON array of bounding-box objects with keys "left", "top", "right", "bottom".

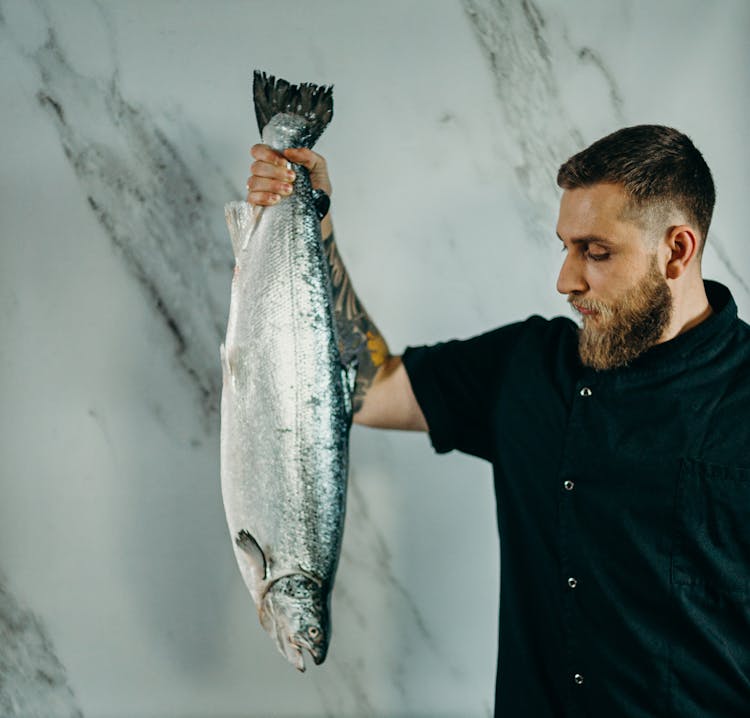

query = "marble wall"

[{"left": 1, "top": 1, "right": 747, "bottom": 716}]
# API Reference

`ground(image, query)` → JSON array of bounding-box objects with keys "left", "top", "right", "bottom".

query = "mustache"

[{"left": 568, "top": 296, "right": 613, "bottom": 316}]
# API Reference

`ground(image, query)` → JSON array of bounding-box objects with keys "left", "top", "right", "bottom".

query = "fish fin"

[
  {"left": 340, "top": 361, "right": 358, "bottom": 422},
  {"left": 220, "top": 343, "right": 239, "bottom": 391},
  {"left": 219, "top": 343, "right": 230, "bottom": 380},
  {"left": 235, "top": 530, "right": 267, "bottom": 582},
  {"left": 253, "top": 70, "right": 333, "bottom": 149},
  {"left": 224, "top": 201, "right": 259, "bottom": 260}
]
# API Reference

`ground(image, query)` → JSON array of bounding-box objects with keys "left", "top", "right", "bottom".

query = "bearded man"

[{"left": 247, "top": 125, "right": 750, "bottom": 717}]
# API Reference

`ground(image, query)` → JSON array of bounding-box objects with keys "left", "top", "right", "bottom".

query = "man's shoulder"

[
  {"left": 475, "top": 314, "right": 578, "bottom": 355},
  {"left": 723, "top": 314, "right": 750, "bottom": 376},
  {"left": 733, "top": 314, "right": 750, "bottom": 340},
  {"left": 404, "top": 314, "right": 579, "bottom": 376},
  {"left": 423, "top": 314, "right": 580, "bottom": 377},
  {"left": 462, "top": 313, "right": 576, "bottom": 345}
]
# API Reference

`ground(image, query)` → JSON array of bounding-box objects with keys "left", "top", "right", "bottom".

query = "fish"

[{"left": 220, "top": 71, "right": 354, "bottom": 672}]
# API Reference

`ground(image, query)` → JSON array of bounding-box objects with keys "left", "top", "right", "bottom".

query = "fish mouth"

[
  {"left": 269, "top": 616, "right": 320, "bottom": 672},
  {"left": 286, "top": 640, "right": 322, "bottom": 672},
  {"left": 297, "top": 638, "right": 325, "bottom": 666},
  {"left": 286, "top": 642, "right": 306, "bottom": 673}
]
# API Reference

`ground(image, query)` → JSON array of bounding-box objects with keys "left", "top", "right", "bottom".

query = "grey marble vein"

[
  {"left": 462, "top": 0, "right": 585, "bottom": 243},
  {"left": 520, "top": 0, "right": 550, "bottom": 63},
  {"left": 461, "top": 0, "right": 748, "bottom": 303},
  {"left": 323, "top": 653, "right": 376, "bottom": 718},
  {"left": 0, "top": 574, "right": 83, "bottom": 718},
  {"left": 17, "top": 1, "right": 234, "bottom": 418},
  {"left": 707, "top": 235, "right": 750, "bottom": 297},
  {"left": 575, "top": 46, "right": 626, "bottom": 119},
  {"left": 346, "top": 470, "right": 464, "bottom": 679},
  {"left": 86, "top": 404, "right": 230, "bottom": 674},
  {"left": 303, "top": 459, "right": 471, "bottom": 716},
  {"left": 461, "top": 0, "right": 627, "bottom": 240}
]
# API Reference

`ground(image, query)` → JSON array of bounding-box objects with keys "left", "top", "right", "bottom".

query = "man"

[{"left": 247, "top": 125, "right": 750, "bottom": 716}]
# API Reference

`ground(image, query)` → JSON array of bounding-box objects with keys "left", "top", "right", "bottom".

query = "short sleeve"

[{"left": 402, "top": 318, "right": 539, "bottom": 461}]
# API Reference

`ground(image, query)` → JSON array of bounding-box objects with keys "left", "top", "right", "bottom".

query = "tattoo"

[{"left": 321, "top": 231, "right": 390, "bottom": 412}]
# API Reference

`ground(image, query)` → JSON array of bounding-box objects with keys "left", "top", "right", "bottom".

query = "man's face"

[{"left": 556, "top": 183, "right": 673, "bottom": 370}]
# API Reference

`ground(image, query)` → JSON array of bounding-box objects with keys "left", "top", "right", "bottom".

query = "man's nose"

[{"left": 556, "top": 253, "right": 588, "bottom": 295}]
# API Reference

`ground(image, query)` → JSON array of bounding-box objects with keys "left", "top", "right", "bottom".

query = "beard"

[{"left": 573, "top": 255, "right": 673, "bottom": 371}]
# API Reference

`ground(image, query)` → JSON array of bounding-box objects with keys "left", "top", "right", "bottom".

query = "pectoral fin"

[
  {"left": 235, "top": 530, "right": 267, "bottom": 583},
  {"left": 340, "top": 361, "right": 358, "bottom": 422}
]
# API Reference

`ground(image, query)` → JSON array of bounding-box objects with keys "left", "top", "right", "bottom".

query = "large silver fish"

[{"left": 220, "top": 72, "right": 353, "bottom": 672}]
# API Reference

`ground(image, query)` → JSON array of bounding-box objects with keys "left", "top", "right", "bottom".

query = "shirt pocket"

[{"left": 671, "top": 458, "right": 750, "bottom": 599}]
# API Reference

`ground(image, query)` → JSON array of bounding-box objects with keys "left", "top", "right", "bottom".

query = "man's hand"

[
  {"left": 247, "top": 144, "right": 332, "bottom": 237},
  {"left": 247, "top": 144, "right": 331, "bottom": 205}
]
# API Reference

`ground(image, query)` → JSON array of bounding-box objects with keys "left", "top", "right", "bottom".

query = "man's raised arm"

[{"left": 246, "top": 144, "right": 427, "bottom": 432}]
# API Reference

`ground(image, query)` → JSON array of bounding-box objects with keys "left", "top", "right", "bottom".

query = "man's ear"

[{"left": 664, "top": 224, "right": 700, "bottom": 280}]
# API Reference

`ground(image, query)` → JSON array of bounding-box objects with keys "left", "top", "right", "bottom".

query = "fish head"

[{"left": 263, "top": 573, "right": 330, "bottom": 671}]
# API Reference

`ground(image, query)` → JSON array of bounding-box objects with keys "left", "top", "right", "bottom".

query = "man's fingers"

[
  {"left": 250, "top": 143, "right": 288, "bottom": 166},
  {"left": 282, "top": 147, "right": 322, "bottom": 170},
  {"left": 247, "top": 145, "right": 295, "bottom": 206},
  {"left": 251, "top": 159, "right": 295, "bottom": 182},
  {"left": 246, "top": 190, "right": 281, "bottom": 206},
  {"left": 253, "top": 143, "right": 322, "bottom": 173},
  {"left": 282, "top": 147, "right": 332, "bottom": 196},
  {"left": 246, "top": 175, "right": 293, "bottom": 206},
  {"left": 249, "top": 145, "right": 332, "bottom": 200},
  {"left": 246, "top": 146, "right": 295, "bottom": 207},
  {"left": 247, "top": 176, "right": 293, "bottom": 196}
]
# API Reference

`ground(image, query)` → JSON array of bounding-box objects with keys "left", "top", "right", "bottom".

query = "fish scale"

[{"left": 220, "top": 71, "right": 352, "bottom": 671}]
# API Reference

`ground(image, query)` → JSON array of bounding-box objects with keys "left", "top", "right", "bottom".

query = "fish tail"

[{"left": 253, "top": 70, "right": 333, "bottom": 149}]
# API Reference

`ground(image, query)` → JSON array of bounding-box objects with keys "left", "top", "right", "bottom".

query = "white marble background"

[{"left": 0, "top": 1, "right": 747, "bottom": 716}]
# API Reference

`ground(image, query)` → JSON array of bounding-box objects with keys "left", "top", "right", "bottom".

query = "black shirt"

[{"left": 402, "top": 281, "right": 750, "bottom": 717}]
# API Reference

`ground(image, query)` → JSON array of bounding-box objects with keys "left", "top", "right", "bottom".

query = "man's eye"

[{"left": 587, "top": 251, "right": 609, "bottom": 262}]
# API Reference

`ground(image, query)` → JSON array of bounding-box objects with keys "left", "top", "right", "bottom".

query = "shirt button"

[
  {"left": 568, "top": 577, "right": 578, "bottom": 588},
  {"left": 563, "top": 480, "right": 575, "bottom": 491},
  {"left": 579, "top": 387, "right": 592, "bottom": 397},
  {"left": 574, "top": 673, "right": 584, "bottom": 685}
]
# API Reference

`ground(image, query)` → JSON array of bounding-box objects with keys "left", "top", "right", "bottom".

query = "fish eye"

[{"left": 308, "top": 626, "right": 320, "bottom": 640}]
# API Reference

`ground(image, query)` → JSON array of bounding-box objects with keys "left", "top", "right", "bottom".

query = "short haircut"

[{"left": 557, "top": 125, "right": 715, "bottom": 251}]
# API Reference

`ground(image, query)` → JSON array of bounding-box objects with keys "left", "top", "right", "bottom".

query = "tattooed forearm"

[{"left": 321, "top": 230, "right": 390, "bottom": 412}]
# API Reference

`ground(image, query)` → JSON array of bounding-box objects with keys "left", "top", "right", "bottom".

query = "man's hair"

[{"left": 557, "top": 125, "right": 715, "bottom": 251}]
